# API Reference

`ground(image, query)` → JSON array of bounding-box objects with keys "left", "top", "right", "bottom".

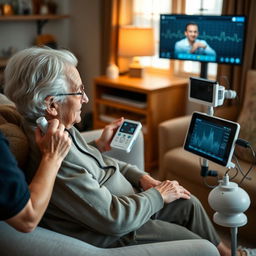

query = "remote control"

[
  {"left": 110, "top": 119, "right": 142, "bottom": 153},
  {"left": 36, "top": 117, "right": 48, "bottom": 133}
]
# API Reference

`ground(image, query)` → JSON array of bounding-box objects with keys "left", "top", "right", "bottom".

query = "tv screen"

[{"left": 159, "top": 14, "right": 246, "bottom": 65}]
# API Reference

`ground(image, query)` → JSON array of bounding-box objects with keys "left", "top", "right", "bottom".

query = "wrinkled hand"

[
  {"left": 190, "top": 42, "right": 206, "bottom": 53},
  {"left": 155, "top": 180, "right": 191, "bottom": 204},
  {"left": 35, "top": 119, "right": 71, "bottom": 163},
  {"left": 139, "top": 174, "right": 161, "bottom": 191},
  {"left": 95, "top": 117, "right": 124, "bottom": 152}
]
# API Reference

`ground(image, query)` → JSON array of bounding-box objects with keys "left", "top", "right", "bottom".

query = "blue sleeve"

[
  {"left": 0, "top": 132, "right": 30, "bottom": 220},
  {"left": 201, "top": 40, "right": 216, "bottom": 56},
  {"left": 174, "top": 38, "right": 190, "bottom": 56}
]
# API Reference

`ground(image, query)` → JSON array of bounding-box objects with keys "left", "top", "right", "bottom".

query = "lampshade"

[
  {"left": 118, "top": 26, "right": 154, "bottom": 78},
  {"left": 118, "top": 26, "right": 155, "bottom": 57}
]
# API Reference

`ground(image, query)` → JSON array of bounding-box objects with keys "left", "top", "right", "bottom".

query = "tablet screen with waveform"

[
  {"left": 159, "top": 14, "right": 246, "bottom": 65},
  {"left": 184, "top": 112, "right": 240, "bottom": 166}
]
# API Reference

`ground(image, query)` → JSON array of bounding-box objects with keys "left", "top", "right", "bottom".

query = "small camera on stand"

[{"left": 189, "top": 77, "right": 236, "bottom": 108}]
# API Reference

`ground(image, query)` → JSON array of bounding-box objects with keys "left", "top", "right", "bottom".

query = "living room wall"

[{"left": 0, "top": 0, "right": 101, "bottom": 118}]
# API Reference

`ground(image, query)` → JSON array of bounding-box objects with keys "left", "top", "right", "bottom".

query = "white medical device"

[
  {"left": 184, "top": 112, "right": 240, "bottom": 168},
  {"left": 36, "top": 116, "right": 48, "bottom": 133},
  {"left": 189, "top": 77, "right": 237, "bottom": 107},
  {"left": 110, "top": 119, "right": 142, "bottom": 153},
  {"left": 187, "top": 76, "right": 253, "bottom": 256}
]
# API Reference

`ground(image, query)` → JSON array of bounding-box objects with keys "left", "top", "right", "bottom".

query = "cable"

[
  {"left": 236, "top": 138, "right": 250, "bottom": 148},
  {"left": 232, "top": 154, "right": 251, "bottom": 181},
  {"left": 225, "top": 166, "right": 239, "bottom": 181},
  {"left": 239, "top": 144, "right": 255, "bottom": 185},
  {"left": 199, "top": 157, "right": 219, "bottom": 188},
  {"left": 203, "top": 176, "right": 219, "bottom": 189},
  {"left": 234, "top": 139, "right": 256, "bottom": 185}
]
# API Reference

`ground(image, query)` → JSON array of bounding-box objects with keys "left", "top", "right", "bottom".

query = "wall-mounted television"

[{"left": 159, "top": 14, "right": 246, "bottom": 65}]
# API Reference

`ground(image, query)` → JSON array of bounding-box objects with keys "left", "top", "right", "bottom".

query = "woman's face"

[{"left": 57, "top": 65, "right": 89, "bottom": 129}]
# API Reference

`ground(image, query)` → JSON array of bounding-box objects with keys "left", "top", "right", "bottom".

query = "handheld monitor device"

[
  {"left": 184, "top": 112, "right": 240, "bottom": 167},
  {"left": 110, "top": 119, "right": 142, "bottom": 153}
]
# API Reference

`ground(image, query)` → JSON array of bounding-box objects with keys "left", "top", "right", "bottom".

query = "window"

[
  {"left": 183, "top": 0, "right": 223, "bottom": 77},
  {"left": 132, "top": 0, "right": 223, "bottom": 77},
  {"left": 132, "top": 0, "right": 171, "bottom": 69}
]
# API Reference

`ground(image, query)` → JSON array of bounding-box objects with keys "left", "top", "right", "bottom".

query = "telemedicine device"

[
  {"left": 110, "top": 119, "right": 142, "bottom": 153},
  {"left": 36, "top": 116, "right": 48, "bottom": 133},
  {"left": 189, "top": 77, "right": 237, "bottom": 107},
  {"left": 184, "top": 112, "right": 240, "bottom": 168}
]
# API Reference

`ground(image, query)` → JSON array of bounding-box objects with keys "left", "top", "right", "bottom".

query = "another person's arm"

[
  {"left": 191, "top": 40, "right": 216, "bottom": 56},
  {"left": 6, "top": 119, "right": 71, "bottom": 232}
]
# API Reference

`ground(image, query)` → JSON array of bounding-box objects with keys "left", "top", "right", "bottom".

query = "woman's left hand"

[
  {"left": 95, "top": 117, "right": 124, "bottom": 152},
  {"left": 139, "top": 174, "right": 161, "bottom": 191}
]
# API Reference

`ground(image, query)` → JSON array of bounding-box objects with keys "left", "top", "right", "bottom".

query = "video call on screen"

[{"left": 159, "top": 15, "right": 246, "bottom": 64}]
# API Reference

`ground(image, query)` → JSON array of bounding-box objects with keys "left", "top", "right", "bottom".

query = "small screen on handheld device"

[{"left": 120, "top": 122, "right": 138, "bottom": 135}]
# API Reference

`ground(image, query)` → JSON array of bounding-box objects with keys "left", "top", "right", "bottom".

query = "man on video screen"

[{"left": 174, "top": 23, "right": 216, "bottom": 57}]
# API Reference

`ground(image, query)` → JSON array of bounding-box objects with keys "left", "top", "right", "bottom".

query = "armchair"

[
  {"left": 0, "top": 94, "right": 219, "bottom": 256},
  {"left": 158, "top": 70, "right": 256, "bottom": 245}
]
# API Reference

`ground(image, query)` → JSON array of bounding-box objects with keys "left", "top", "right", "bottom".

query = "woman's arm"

[{"left": 6, "top": 120, "right": 71, "bottom": 232}]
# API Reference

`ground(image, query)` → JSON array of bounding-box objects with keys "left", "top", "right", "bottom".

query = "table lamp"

[{"left": 118, "top": 26, "right": 154, "bottom": 78}]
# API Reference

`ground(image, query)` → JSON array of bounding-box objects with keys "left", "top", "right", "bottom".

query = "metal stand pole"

[{"left": 230, "top": 227, "right": 238, "bottom": 256}]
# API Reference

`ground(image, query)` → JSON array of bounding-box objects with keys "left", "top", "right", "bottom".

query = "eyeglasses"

[{"left": 54, "top": 85, "right": 86, "bottom": 98}]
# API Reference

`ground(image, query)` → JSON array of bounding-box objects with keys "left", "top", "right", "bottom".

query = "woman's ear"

[{"left": 44, "top": 96, "right": 59, "bottom": 117}]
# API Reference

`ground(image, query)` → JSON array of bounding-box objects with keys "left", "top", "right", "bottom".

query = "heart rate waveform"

[
  {"left": 199, "top": 31, "right": 243, "bottom": 43},
  {"left": 161, "top": 29, "right": 244, "bottom": 44},
  {"left": 189, "top": 122, "right": 228, "bottom": 158},
  {"left": 161, "top": 30, "right": 184, "bottom": 40}
]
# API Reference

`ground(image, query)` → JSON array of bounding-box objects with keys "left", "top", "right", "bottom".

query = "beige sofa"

[
  {"left": 158, "top": 70, "right": 256, "bottom": 245},
  {"left": 0, "top": 94, "right": 219, "bottom": 256}
]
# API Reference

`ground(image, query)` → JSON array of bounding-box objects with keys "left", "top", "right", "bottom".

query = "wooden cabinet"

[{"left": 93, "top": 73, "right": 188, "bottom": 170}]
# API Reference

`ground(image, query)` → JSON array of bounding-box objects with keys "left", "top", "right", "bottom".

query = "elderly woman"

[{"left": 4, "top": 47, "right": 231, "bottom": 256}]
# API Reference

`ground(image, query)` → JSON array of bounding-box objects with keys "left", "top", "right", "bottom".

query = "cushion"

[
  {"left": 0, "top": 104, "right": 29, "bottom": 168},
  {"left": 0, "top": 93, "right": 15, "bottom": 106},
  {"left": 236, "top": 70, "right": 256, "bottom": 162}
]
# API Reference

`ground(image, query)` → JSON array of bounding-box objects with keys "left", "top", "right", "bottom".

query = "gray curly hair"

[{"left": 4, "top": 47, "right": 78, "bottom": 122}]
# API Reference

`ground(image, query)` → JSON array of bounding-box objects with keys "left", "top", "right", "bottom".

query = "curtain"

[
  {"left": 100, "top": 0, "right": 121, "bottom": 75},
  {"left": 217, "top": 0, "right": 256, "bottom": 106}
]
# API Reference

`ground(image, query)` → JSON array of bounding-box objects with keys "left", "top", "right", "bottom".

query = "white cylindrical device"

[{"left": 208, "top": 175, "right": 250, "bottom": 227}]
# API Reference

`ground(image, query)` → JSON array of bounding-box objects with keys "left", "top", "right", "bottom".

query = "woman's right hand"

[
  {"left": 35, "top": 119, "right": 71, "bottom": 163},
  {"left": 155, "top": 180, "right": 191, "bottom": 204}
]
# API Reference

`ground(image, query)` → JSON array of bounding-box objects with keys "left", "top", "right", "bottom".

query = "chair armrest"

[
  {"left": 158, "top": 115, "right": 191, "bottom": 173},
  {"left": 81, "top": 130, "right": 144, "bottom": 171},
  {"left": 0, "top": 222, "right": 219, "bottom": 256},
  {"left": 158, "top": 115, "right": 191, "bottom": 157}
]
